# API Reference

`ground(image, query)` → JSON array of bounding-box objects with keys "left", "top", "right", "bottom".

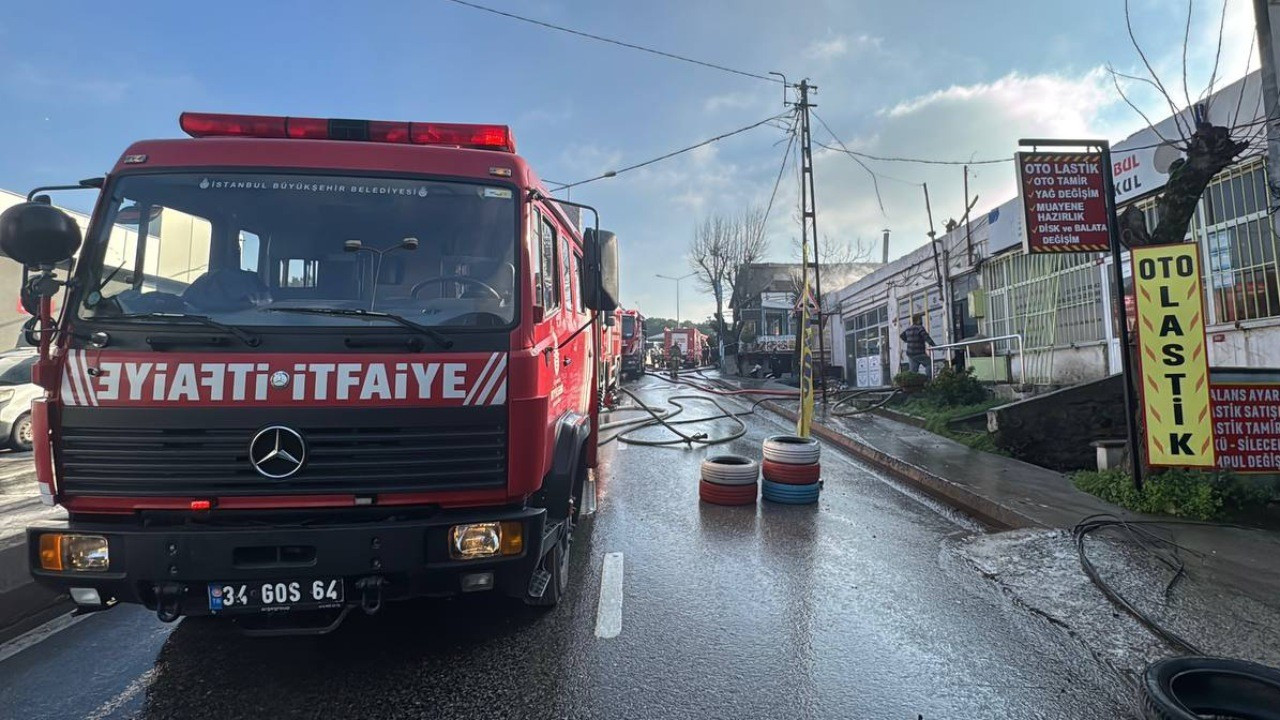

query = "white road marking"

[
  {"left": 85, "top": 667, "right": 157, "bottom": 720},
  {"left": 0, "top": 609, "right": 96, "bottom": 665},
  {"left": 594, "top": 552, "right": 624, "bottom": 639}
]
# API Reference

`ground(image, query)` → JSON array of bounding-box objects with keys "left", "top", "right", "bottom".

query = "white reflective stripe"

[
  {"left": 60, "top": 364, "right": 79, "bottom": 406},
  {"left": 66, "top": 352, "right": 89, "bottom": 407},
  {"left": 78, "top": 351, "right": 99, "bottom": 406},
  {"left": 474, "top": 354, "right": 506, "bottom": 406},
  {"left": 464, "top": 352, "right": 499, "bottom": 406},
  {"left": 488, "top": 377, "right": 506, "bottom": 405}
]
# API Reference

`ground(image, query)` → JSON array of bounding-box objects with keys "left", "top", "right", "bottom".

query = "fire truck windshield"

[
  {"left": 78, "top": 173, "right": 519, "bottom": 329},
  {"left": 621, "top": 315, "right": 636, "bottom": 338}
]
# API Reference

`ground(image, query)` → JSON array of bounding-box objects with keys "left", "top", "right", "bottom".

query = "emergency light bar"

[{"left": 178, "top": 112, "right": 516, "bottom": 153}]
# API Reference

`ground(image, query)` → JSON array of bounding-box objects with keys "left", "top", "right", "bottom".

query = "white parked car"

[{"left": 0, "top": 349, "right": 40, "bottom": 452}]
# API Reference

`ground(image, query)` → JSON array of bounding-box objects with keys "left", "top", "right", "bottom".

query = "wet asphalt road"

[{"left": 0, "top": 376, "right": 1132, "bottom": 719}]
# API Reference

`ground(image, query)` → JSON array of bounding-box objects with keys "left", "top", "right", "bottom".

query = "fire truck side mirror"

[
  {"left": 0, "top": 202, "right": 82, "bottom": 267},
  {"left": 604, "top": 314, "right": 616, "bottom": 327},
  {"left": 582, "top": 228, "right": 619, "bottom": 312}
]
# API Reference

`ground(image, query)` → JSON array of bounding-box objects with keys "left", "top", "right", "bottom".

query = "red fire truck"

[
  {"left": 619, "top": 309, "right": 646, "bottom": 380},
  {"left": 664, "top": 327, "right": 708, "bottom": 369},
  {"left": 0, "top": 112, "right": 619, "bottom": 632}
]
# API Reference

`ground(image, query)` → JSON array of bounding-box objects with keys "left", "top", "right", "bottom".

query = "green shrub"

[
  {"left": 1070, "top": 467, "right": 1272, "bottom": 521},
  {"left": 893, "top": 370, "right": 927, "bottom": 390},
  {"left": 921, "top": 365, "right": 988, "bottom": 407}
]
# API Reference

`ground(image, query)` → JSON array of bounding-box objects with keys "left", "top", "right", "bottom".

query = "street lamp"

[{"left": 655, "top": 272, "right": 696, "bottom": 324}]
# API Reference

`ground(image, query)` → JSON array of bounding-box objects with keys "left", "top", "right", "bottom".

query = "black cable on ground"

[
  {"left": 829, "top": 387, "right": 900, "bottom": 417},
  {"left": 1072, "top": 513, "right": 1256, "bottom": 656}
]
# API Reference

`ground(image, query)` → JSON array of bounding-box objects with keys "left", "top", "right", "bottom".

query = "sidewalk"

[
  {"left": 0, "top": 453, "right": 66, "bottom": 640},
  {"left": 716, "top": 373, "right": 1280, "bottom": 613}
]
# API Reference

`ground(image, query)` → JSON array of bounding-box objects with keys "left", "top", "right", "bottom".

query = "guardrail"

[{"left": 924, "top": 333, "right": 1026, "bottom": 387}]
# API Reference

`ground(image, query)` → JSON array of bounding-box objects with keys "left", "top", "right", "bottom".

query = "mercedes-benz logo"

[{"left": 248, "top": 426, "right": 306, "bottom": 479}]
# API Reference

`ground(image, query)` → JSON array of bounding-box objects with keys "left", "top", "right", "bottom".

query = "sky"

[{"left": 0, "top": 0, "right": 1261, "bottom": 321}]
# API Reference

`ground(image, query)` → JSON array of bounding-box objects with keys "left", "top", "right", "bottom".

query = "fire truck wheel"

[
  {"left": 526, "top": 449, "right": 585, "bottom": 608},
  {"left": 524, "top": 523, "right": 569, "bottom": 607},
  {"left": 9, "top": 412, "right": 32, "bottom": 452}
]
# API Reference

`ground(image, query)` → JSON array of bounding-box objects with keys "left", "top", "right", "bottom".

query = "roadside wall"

[{"left": 988, "top": 374, "right": 1126, "bottom": 471}]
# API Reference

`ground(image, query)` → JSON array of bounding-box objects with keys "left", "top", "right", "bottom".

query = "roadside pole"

[{"left": 1017, "top": 139, "right": 1143, "bottom": 491}]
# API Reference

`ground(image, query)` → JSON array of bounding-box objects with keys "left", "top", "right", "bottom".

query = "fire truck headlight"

[
  {"left": 449, "top": 522, "right": 523, "bottom": 560},
  {"left": 39, "top": 533, "right": 110, "bottom": 571}
]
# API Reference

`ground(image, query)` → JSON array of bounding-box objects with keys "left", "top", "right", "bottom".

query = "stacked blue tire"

[{"left": 761, "top": 435, "right": 821, "bottom": 505}]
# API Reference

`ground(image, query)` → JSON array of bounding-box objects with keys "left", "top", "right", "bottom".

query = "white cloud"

[
  {"left": 803, "top": 33, "right": 881, "bottom": 61},
  {"left": 813, "top": 69, "right": 1126, "bottom": 262},
  {"left": 806, "top": 36, "right": 849, "bottom": 60},
  {"left": 703, "top": 91, "right": 757, "bottom": 113}
]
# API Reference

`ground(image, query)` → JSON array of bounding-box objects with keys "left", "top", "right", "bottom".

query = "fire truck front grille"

[{"left": 56, "top": 407, "right": 507, "bottom": 496}]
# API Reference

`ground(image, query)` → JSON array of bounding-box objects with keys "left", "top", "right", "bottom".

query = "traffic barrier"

[
  {"left": 762, "top": 435, "right": 820, "bottom": 465},
  {"left": 698, "top": 479, "right": 758, "bottom": 506},
  {"left": 761, "top": 479, "right": 821, "bottom": 505},
  {"left": 699, "top": 455, "right": 759, "bottom": 486},
  {"left": 761, "top": 459, "right": 820, "bottom": 485}
]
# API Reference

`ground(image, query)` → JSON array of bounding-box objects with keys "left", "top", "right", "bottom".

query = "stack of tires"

[
  {"left": 699, "top": 455, "right": 759, "bottom": 506},
  {"left": 761, "top": 435, "right": 821, "bottom": 504}
]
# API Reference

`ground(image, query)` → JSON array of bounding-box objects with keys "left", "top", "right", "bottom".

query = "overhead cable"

[
  {"left": 811, "top": 110, "right": 887, "bottom": 217},
  {"left": 443, "top": 0, "right": 784, "bottom": 85},
  {"left": 550, "top": 112, "right": 791, "bottom": 191}
]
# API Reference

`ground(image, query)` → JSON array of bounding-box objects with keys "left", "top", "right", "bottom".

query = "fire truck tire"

[
  {"left": 698, "top": 480, "right": 757, "bottom": 505},
  {"left": 1140, "top": 656, "right": 1280, "bottom": 719},
  {"left": 699, "top": 455, "right": 759, "bottom": 486},
  {"left": 761, "top": 459, "right": 820, "bottom": 485},
  {"left": 762, "top": 435, "right": 820, "bottom": 465},
  {"left": 524, "top": 528, "right": 569, "bottom": 607},
  {"left": 761, "top": 479, "right": 821, "bottom": 504}
]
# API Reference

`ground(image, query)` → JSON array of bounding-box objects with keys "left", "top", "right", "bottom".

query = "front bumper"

[{"left": 28, "top": 506, "right": 546, "bottom": 616}]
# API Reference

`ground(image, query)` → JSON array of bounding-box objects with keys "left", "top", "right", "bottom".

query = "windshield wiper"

[
  {"left": 111, "top": 312, "right": 261, "bottom": 347},
  {"left": 264, "top": 308, "right": 454, "bottom": 349}
]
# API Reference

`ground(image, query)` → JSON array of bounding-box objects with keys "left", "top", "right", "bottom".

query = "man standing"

[{"left": 900, "top": 315, "right": 936, "bottom": 376}]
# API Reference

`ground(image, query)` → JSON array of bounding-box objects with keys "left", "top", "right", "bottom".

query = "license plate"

[{"left": 208, "top": 578, "right": 344, "bottom": 613}]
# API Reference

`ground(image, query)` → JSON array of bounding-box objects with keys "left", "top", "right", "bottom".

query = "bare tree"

[
  {"left": 688, "top": 205, "right": 770, "bottom": 361},
  {"left": 1110, "top": 0, "right": 1260, "bottom": 247},
  {"left": 1107, "top": 0, "right": 1266, "bottom": 482}
]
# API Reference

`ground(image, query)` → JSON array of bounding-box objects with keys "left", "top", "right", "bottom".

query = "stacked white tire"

[
  {"left": 699, "top": 455, "right": 759, "bottom": 505},
  {"left": 760, "top": 436, "right": 821, "bottom": 504}
]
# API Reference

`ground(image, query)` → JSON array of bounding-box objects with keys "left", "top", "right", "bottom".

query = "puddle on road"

[{"left": 943, "top": 528, "right": 1280, "bottom": 693}]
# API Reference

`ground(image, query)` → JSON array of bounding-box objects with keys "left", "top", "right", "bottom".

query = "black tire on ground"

[
  {"left": 1141, "top": 656, "right": 1280, "bottom": 720},
  {"left": 9, "top": 412, "right": 32, "bottom": 452}
]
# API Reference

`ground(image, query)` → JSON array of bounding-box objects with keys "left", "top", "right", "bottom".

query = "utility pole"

[
  {"left": 1254, "top": 0, "right": 1280, "bottom": 234},
  {"left": 796, "top": 79, "right": 827, "bottom": 404}
]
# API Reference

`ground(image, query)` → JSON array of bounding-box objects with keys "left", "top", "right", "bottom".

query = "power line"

[
  {"left": 811, "top": 110, "right": 887, "bottom": 217},
  {"left": 757, "top": 112, "right": 799, "bottom": 245},
  {"left": 443, "top": 0, "right": 784, "bottom": 85},
  {"left": 550, "top": 112, "right": 791, "bottom": 191},
  {"left": 814, "top": 140, "right": 1012, "bottom": 166}
]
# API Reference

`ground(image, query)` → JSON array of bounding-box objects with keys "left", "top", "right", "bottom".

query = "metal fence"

[{"left": 983, "top": 251, "right": 1104, "bottom": 384}]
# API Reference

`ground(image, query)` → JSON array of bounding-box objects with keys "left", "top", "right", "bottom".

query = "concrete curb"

[{"left": 758, "top": 399, "right": 1044, "bottom": 532}]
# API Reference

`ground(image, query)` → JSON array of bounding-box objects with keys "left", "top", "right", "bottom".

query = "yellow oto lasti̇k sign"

[{"left": 1132, "top": 243, "right": 1215, "bottom": 467}]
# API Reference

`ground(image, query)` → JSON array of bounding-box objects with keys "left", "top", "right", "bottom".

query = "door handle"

[{"left": 563, "top": 357, "right": 572, "bottom": 366}]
